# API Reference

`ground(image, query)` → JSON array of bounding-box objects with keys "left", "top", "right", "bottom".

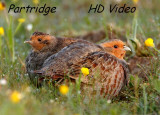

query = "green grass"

[{"left": 0, "top": 0, "right": 160, "bottom": 115}]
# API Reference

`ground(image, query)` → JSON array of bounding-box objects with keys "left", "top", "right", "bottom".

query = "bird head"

[
  {"left": 100, "top": 39, "right": 131, "bottom": 59},
  {"left": 24, "top": 32, "right": 57, "bottom": 51}
]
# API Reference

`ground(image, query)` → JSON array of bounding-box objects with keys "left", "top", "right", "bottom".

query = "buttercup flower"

[
  {"left": 0, "top": 27, "right": 4, "bottom": 36},
  {"left": 132, "top": 0, "right": 139, "bottom": 4},
  {"left": 18, "top": 18, "right": 25, "bottom": 23},
  {"left": 10, "top": 91, "right": 23, "bottom": 103},
  {"left": 0, "top": 2, "right": 5, "bottom": 11},
  {"left": 33, "top": 0, "right": 39, "bottom": 5},
  {"left": 81, "top": 67, "right": 89, "bottom": 76},
  {"left": 59, "top": 85, "right": 69, "bottom": 95},
  {"left": 145, "top": 38, "right": 155, "bottom": 47}
]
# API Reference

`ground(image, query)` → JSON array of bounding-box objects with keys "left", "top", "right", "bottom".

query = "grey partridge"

[
  {"left": 34, "top": 39, "right": 130, "bottom": 97},
  {"left": 25, "top": 32, "right": 83, "bottom": 83}
]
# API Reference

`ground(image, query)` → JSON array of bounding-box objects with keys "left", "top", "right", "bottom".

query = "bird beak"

[
  {"left": 123, "top": 46, "right": 131, "bottom": 51},
  {"left": 24, "top": 40, "right": 32, "bottom": 44}
]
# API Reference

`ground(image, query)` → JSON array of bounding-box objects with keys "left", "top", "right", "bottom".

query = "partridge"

[
  {"left": 25, "top": 31, "right": 81, "bottom": 82},
  {"left": 100, "top": 39, "right": 131, "bottom": 59},
  {"left": 34, "top": 39, "right": 131, "bottom": 97}
]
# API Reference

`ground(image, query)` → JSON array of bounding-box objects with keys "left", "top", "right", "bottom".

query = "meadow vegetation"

[{"left": 0, "top": 0, "right": 160, "bottom": 115}]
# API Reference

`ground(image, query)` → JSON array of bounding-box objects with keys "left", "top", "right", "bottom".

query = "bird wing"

[
  {"left": 39, "top": 41, "right": 102, "bottom": 77},
  {"left": 67, "top": 51, "right": 129, "bottom": 96}
]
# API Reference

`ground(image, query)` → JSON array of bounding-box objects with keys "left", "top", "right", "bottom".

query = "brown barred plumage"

[
  {"left": 71, "top": 52, "right": 129, "bottom": 97},
  {"left": 25, "top": 32, "right": 86, "bottom": 83},
  {"left": 34, "top": 40, "right": 130, "bottom": 97}
]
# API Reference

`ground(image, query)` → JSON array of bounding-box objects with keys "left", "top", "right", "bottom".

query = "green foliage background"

[{"left": 0, "top": 0, "right": 160, "bottom": 115}]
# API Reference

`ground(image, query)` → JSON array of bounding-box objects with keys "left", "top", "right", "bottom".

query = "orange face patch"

[
  {"left": 101, "top": 40, "right": 126, "bottom": 59},
  {"left": 28, "top": 35, "right": 51, "bottom": 51}
]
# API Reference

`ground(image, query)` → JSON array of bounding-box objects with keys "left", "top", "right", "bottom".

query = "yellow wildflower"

[
  {"left": 132, "top": 0, "right": 139, "bottom": 4},
  {"left": 59, "top": 85, "right": 69, "bottom": 95},
  {"left": 33, "top": 0, "right": 39, "bottom": 5},
  {"left": 0, "top": 2, "right": 5, "bottom": 10},
  {"left": 18, "top": 18, "right": 25, "bottom": 23},
  {"left": 81, "top": 67, "right": 89, "bottom": 76},
  {"left": 10, "top": 91, "right": 22, "bottom": 103},
  {"left": 0, "top": 27, "right": 4, "bottom": 36},
  {"left": 145, "top": 38, "right": 155, "bottom": 47}
]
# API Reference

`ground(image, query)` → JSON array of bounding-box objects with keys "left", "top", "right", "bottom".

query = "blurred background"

[
  {"left": 0, "top": 0, "right": 160, "bottom": 115},
  {"left": 1, "top": 0, "right": 160, "bottom": 61}
]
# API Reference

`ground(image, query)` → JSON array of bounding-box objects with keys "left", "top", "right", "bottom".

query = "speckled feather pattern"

[
  {"left": 41, "top": 41, "right": 103, "bottom": 77},
  {"left": 25, "top": 37, "right": 79, "bottom": 80},
  {"left": 71, "top": 52, "right": 129, "bottom": 97},
  {"left": 37, "top": 41, "right": 129, "bottom": 97}
]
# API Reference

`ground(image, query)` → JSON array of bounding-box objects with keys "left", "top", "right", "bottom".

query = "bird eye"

[
  {"left": 114, "top": 45, "right": 118, "bottom": 48},
  {"left": 38, "top": 38, "right": 42, "bottom": 42}
]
